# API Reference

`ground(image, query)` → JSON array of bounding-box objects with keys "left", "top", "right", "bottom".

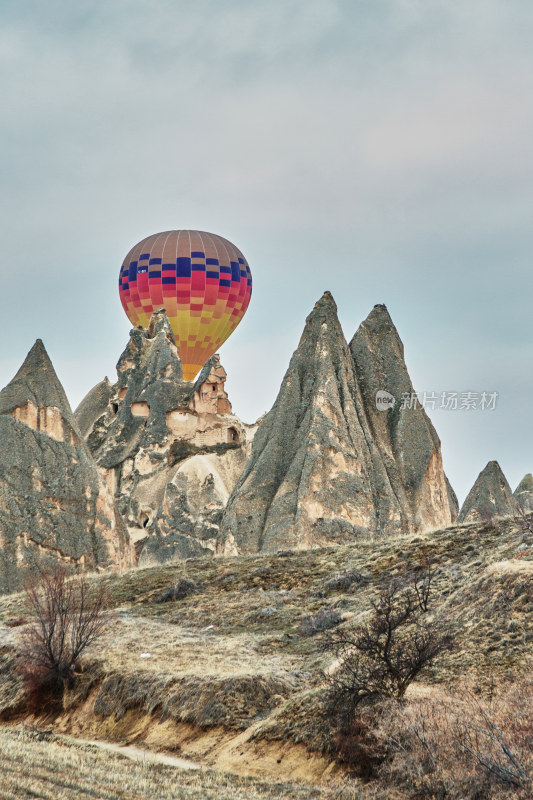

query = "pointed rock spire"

[
  {"left": 192, "top": 354, "right": 232, "bottom": 415},
  {"left": 0, "top": 339, "right": 74, "bottom": 425},
  {"left": 446, "top": 475, "right": 460, "bottom": 520},
  {"left": 147, "top": 307, "right": 177, "bottom": 344},
  {"left": 86, "top": 310, "right": 189, "bottom": 468},
  {"left": 349, "top": 304, "right": 455, "bottom": 531},
  {"left": 77, "top": 309, "right": 250, "bottom": 555},
  {"left": 218, "top": 292, "right": 400, "bottom": 554},
  {"left": 457, "top": 461, "right": 519, "bottom": 524},
  {"left": 0, "top": 343, "right": 133, "bottom": 593},
  {"left": 513, "top": 473, "right": 533, "bottom": 514},
  {"left": 0, "top": 338, "right": 86, "bottom": 446}
]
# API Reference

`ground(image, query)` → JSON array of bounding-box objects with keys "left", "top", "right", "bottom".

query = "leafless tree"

[
  {"left": 324, "top": 578, "right": 453, "bottom": 717},
  {"left": 20, "top": 566, "right": 109, "bottom": 700}
]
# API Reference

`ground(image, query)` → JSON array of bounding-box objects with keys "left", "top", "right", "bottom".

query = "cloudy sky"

[{"left": 1, "top": 0, "right": 532, "bottom": 503}]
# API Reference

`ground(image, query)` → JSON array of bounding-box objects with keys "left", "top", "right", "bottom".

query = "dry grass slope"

[
  {"left": 0, "top": 516, "right": 531, "bottom": 796},
  {"left": 0, "top": 726, "right": 376, "bottom": 800}
]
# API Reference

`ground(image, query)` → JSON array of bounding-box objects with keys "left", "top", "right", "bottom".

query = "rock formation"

[
  {"left": 75, "top": 378, "right": 112, "bottom": 439},
  {"left": 445, "top": 476, "right": 459, "bottom": 521},
  {"left": 76, "top": 309, "right": 253, "bottom": 563},
  {"left": 514, "top": 473, "right": 533, "bottom": 514},
  {"left": 218, "top": 293, "right": 455, "bottom": 555},
  {"left": 349, "top": 304, "right": 456, "bottom": 533},
  {"left": 0, "top": 340, "right": 133, "bottom": 593},
  {"left": 457, "top": 461, "right": 519, "bottom": 525}
]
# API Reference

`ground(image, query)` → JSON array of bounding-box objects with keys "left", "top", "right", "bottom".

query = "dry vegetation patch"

[
  {"left": 0, "top": 517, "right": 530, "bottom": 795},
  {"left": 436, "top": 559, "right": 533, "bottom": 679},
  {"left": 379, "top": 678, "right": 533, "bottom": 798},
  {"left": 0, "top": 725, "right": 369, "bottom": 800},
  {"left": 93, "top": 671, "right": 296, "bottom": 729}
]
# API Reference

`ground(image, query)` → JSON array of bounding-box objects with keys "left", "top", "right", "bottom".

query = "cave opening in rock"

[{"left": 227, "top": 427, "right": 239, "bottom": 443}]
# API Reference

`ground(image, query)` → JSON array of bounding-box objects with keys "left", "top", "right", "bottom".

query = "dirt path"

[{"left": 80, "top": 737, "right": 201, "bottom": 770}]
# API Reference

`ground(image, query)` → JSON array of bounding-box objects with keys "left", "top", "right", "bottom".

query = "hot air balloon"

[{"left": 119, "top": 230, "right": 252, "bottom": 381}]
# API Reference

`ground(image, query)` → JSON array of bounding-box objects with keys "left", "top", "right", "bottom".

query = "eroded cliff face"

[
  {"left": 76, "top": 310, "right": 254, "bottom": 561},
  {"left": 139, "top": 448, "right": 250, "bottom": 565},
  {"left": 218, "top": 294, "right": 456, "bottom": 555},
  {"left": 458, "top": 461, "right": 519, "bottom": 524},
  {"left": 0, "top": 341, "right": 133, "bottom": 593}
]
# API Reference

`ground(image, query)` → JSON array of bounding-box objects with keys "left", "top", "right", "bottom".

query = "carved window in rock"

[
  {"left": 131, "top": 402, "right": 150, "bottom": 419},
  {"left": 227, "top": 427, "right": 239, "bottom": 443}
]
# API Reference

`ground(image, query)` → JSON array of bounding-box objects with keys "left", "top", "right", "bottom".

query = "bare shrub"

[
  {"left": 19, "top": 567, "right": 109, "bottom": 708},
  {"left": 321, "top": 570, "right": 369, "bottom": 596},
  {"left": 154, "top": 578, "right": 199, "bottom": 603},
  {"left": 324, "top": 578, "right": 452, "bottom": 718},
  {"left": 21, "top": 664, "right": 62, "bottom": 714},
  {"left": 297, "top": 608, "right": 343, "bottom": 637},
  {"left": 379, "top": 680, "right": 533, "bottom": 798},
  {"left": 6, "top": 616, "right": 27, "bottom": 628}
]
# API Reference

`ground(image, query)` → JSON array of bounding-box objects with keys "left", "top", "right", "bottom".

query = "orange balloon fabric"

[{"left": 119, "top": 230, "right": 252, "bottom": 381}]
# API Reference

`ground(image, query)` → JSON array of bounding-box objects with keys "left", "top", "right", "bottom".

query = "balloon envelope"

[{"left": 119, "top": 230, "right": 252, "bottom": 381}]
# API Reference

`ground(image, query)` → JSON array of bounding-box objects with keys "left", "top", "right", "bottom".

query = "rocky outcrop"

[
  {"left": 76, "top": 309, "right": 254, "bottom": 561},
  {"left": 219, "top": 292, "right": 382, "bottom": 554},
  {"left": 446, "top": 476, "right": 460, "bottom": 521},
  {"left": 218, "top": 293, "right": 455, "bottom": 555},
  {"left": 139, "top": 448, "right": 249, "bottom": 566},
  {"left": 75, "top": 378, "right": 113, "bottom": 439},
  {"left": 0, "top": 341, "right": 133, "bottom": 593},
  {"left": 0, "top": 339, "right": 80, "bottom": 445},
  {"left": 349, "top": 304, "right": 456, "bottom": 532},
  {"left": 457, "top": 461, "right": 519, "bottom": 525},
  {"left": 514, "top": 474, "right": 533, "bottom": 514}
]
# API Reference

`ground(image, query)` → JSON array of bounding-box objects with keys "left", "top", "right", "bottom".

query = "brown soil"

[{"left": 43, "top": 686, "right": 341, "bottom": 784}]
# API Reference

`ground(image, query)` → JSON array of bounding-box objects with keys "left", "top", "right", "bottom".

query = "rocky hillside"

[
  {"left": 0, "top": 341, "right": 133, "bottom": 593},
  {"left": 0, "top": 514, "right": 531, "bottom": 795}
]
